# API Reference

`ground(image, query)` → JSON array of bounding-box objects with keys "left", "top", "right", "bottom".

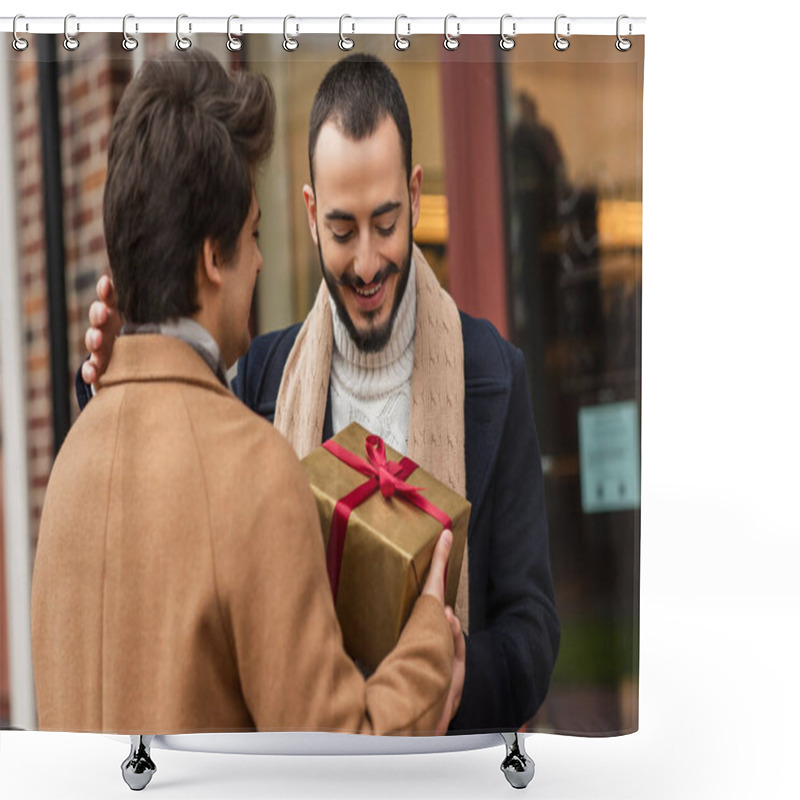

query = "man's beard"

[{"left": 319, "top": 219, "right": 413, "bottom": 354}]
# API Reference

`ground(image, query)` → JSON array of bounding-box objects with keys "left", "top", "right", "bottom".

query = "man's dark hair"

[
  {"left": 308, "top": 54, "right": 412, "bottom": 186},
  {"left": 103, "top": 49, "right": 275, "bottom": 324}
]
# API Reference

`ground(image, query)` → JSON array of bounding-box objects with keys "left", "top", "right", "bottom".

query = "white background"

[{"left": 3, "top": 1, "right": 799, "bottom": 798}]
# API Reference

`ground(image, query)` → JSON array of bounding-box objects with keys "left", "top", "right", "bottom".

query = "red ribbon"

[{"left": 321, "top": 434, "right": 452, "bottom": 601}]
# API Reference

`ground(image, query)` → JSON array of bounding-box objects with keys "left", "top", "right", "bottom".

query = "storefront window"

[{"left": 502, "top": 36, "right": 643, "bottom": 732}]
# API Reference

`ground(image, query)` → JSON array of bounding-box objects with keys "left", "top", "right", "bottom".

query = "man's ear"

[
  {"left": 409, "top": 164, "right": 423, "bottom": 230},
  {"left": 199, "top": 238, "right": 224, "bottom": 288},
  {"left": 302, "top": 184, "right": 319, "bottom": 247}
]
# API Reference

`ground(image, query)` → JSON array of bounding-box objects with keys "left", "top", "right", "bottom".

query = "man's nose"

[{"left": 353, "top": 236, "right": 382, "bottom": 285}]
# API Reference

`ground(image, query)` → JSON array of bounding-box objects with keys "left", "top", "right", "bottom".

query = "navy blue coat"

[{"left": 235, "top": 311, "right": 560, "bottom": 733}]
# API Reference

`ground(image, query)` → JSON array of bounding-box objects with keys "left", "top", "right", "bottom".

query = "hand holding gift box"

[{"left": 302, "top": 422, "right": 470, "bottom": 674}]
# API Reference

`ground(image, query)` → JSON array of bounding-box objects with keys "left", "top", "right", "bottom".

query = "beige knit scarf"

[{"left": 274, "top": 245, "right": 469, "bottom": 632}]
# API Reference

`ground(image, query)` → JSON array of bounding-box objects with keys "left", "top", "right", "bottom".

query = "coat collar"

[
  {"left": 122, "top": 318, "right": 230, "bottom": 389},
  {"left": 99, "top": 334, "right": 232, "bottom": 397}
]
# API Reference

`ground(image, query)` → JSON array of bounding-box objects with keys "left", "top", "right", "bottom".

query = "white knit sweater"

[{"left": 329, "top": 258, "right": 417, "bottom": 455}]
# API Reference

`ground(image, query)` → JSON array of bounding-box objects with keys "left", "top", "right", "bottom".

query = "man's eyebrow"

[
  {"left": 254, "top": 207, "right": 262, "bottom": 225},
  {"left": 370, "top": 201, "right": 401, "bottom": 218},
  {"left": 325, "top": 209, "right": 356, "bottom": 222},
  {"left": 324, "top": 202, "right": 402, "bottom": 223}
]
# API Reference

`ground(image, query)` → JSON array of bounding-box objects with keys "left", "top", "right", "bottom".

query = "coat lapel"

[{"left": 464, "top": 376, "right": 511, "bottom": 519}]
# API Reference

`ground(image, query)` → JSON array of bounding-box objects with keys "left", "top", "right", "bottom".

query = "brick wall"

[
  {"left": 13, "top": 49, "right": 51, "bottom": 548},
  {"left": 59, "top": 37, "right": 132, "bottom": 423},
  {"left": 2, "top": 36, "right": 130, "bottom": 723},
  {"left": 2, "top": 37, "right": 129, "bottom": 721},
  {"left": 11, "top": 36, "right": 131, "bottom": 544}
]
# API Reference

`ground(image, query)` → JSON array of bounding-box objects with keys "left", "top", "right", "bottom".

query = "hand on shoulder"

[{"left": 81, "top": 275, "right": 122, "bottom": 387}]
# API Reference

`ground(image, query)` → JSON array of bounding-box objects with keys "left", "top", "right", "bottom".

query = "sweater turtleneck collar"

[{"left": 329, "top": 254, "right": 417, "bottom": 370}]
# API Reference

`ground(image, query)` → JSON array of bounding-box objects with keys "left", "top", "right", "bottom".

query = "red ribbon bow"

[{"left": 321, "top": 434, "right": 452, "bottom": 601}]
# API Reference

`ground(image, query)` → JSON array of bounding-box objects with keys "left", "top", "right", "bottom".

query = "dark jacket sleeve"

[
  {"left": 75, "top": 364, "right": 93, "bottom": 412},
  {"left": 449, "top": 344, "right": 560, "bottom": 733}
]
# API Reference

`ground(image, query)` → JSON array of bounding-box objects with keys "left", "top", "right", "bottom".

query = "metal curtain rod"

[{"left": 1, "top": 15, "right": 646, "bottom": 37}]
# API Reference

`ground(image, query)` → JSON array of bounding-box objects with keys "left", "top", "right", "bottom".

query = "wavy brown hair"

[{"left": 103, "top": 49, "right": 275, "bottom": 324}]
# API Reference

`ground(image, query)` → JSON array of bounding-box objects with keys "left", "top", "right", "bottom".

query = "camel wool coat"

[{"left": 31, "top": 335, "right": 453, "bottom": 734}]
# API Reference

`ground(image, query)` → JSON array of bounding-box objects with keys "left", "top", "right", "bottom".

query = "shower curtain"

[{"left": 1, "top": 23, "right": 644, "bottom": 740}]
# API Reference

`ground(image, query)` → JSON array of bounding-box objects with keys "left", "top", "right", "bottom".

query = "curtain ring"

[
  {"left": 122, "top": 15, "right": 138, "bottom": 51},
  {"left": 283, "top": 15, "right": 299, "bottom": 52},
  {"left": 616, "top": 15, "right": 632, "bottom": 51},
  {"left": 394, "top": 15, "right": 410, "bottom": 51},
  {"left": 175, "top": 14, "right": 192, "bottom": 51},
  {"left": 12, "top": 15, "right": 29, "bottom": 52},
  {"left": 227, "top": 15, "right": 242, "bottom": 51},
  {"left": 554, "top": 14, "right": 570, "bottom": 51},
  {"left": 443, "top": 14, "right": 460, "bottom": 51},
  {"left": 63, "top": 13, "right": 80, "bottom": 51},
  {"left": 499, "top": 14, "right": 516, "bottom": 51},
  {"left": 339, "top": 15, "right": 355, "bottom": 51}
]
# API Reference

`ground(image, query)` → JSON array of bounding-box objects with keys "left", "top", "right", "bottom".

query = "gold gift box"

[{"left": 301, "top": 422, "right": 470, "bottom": 673}]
